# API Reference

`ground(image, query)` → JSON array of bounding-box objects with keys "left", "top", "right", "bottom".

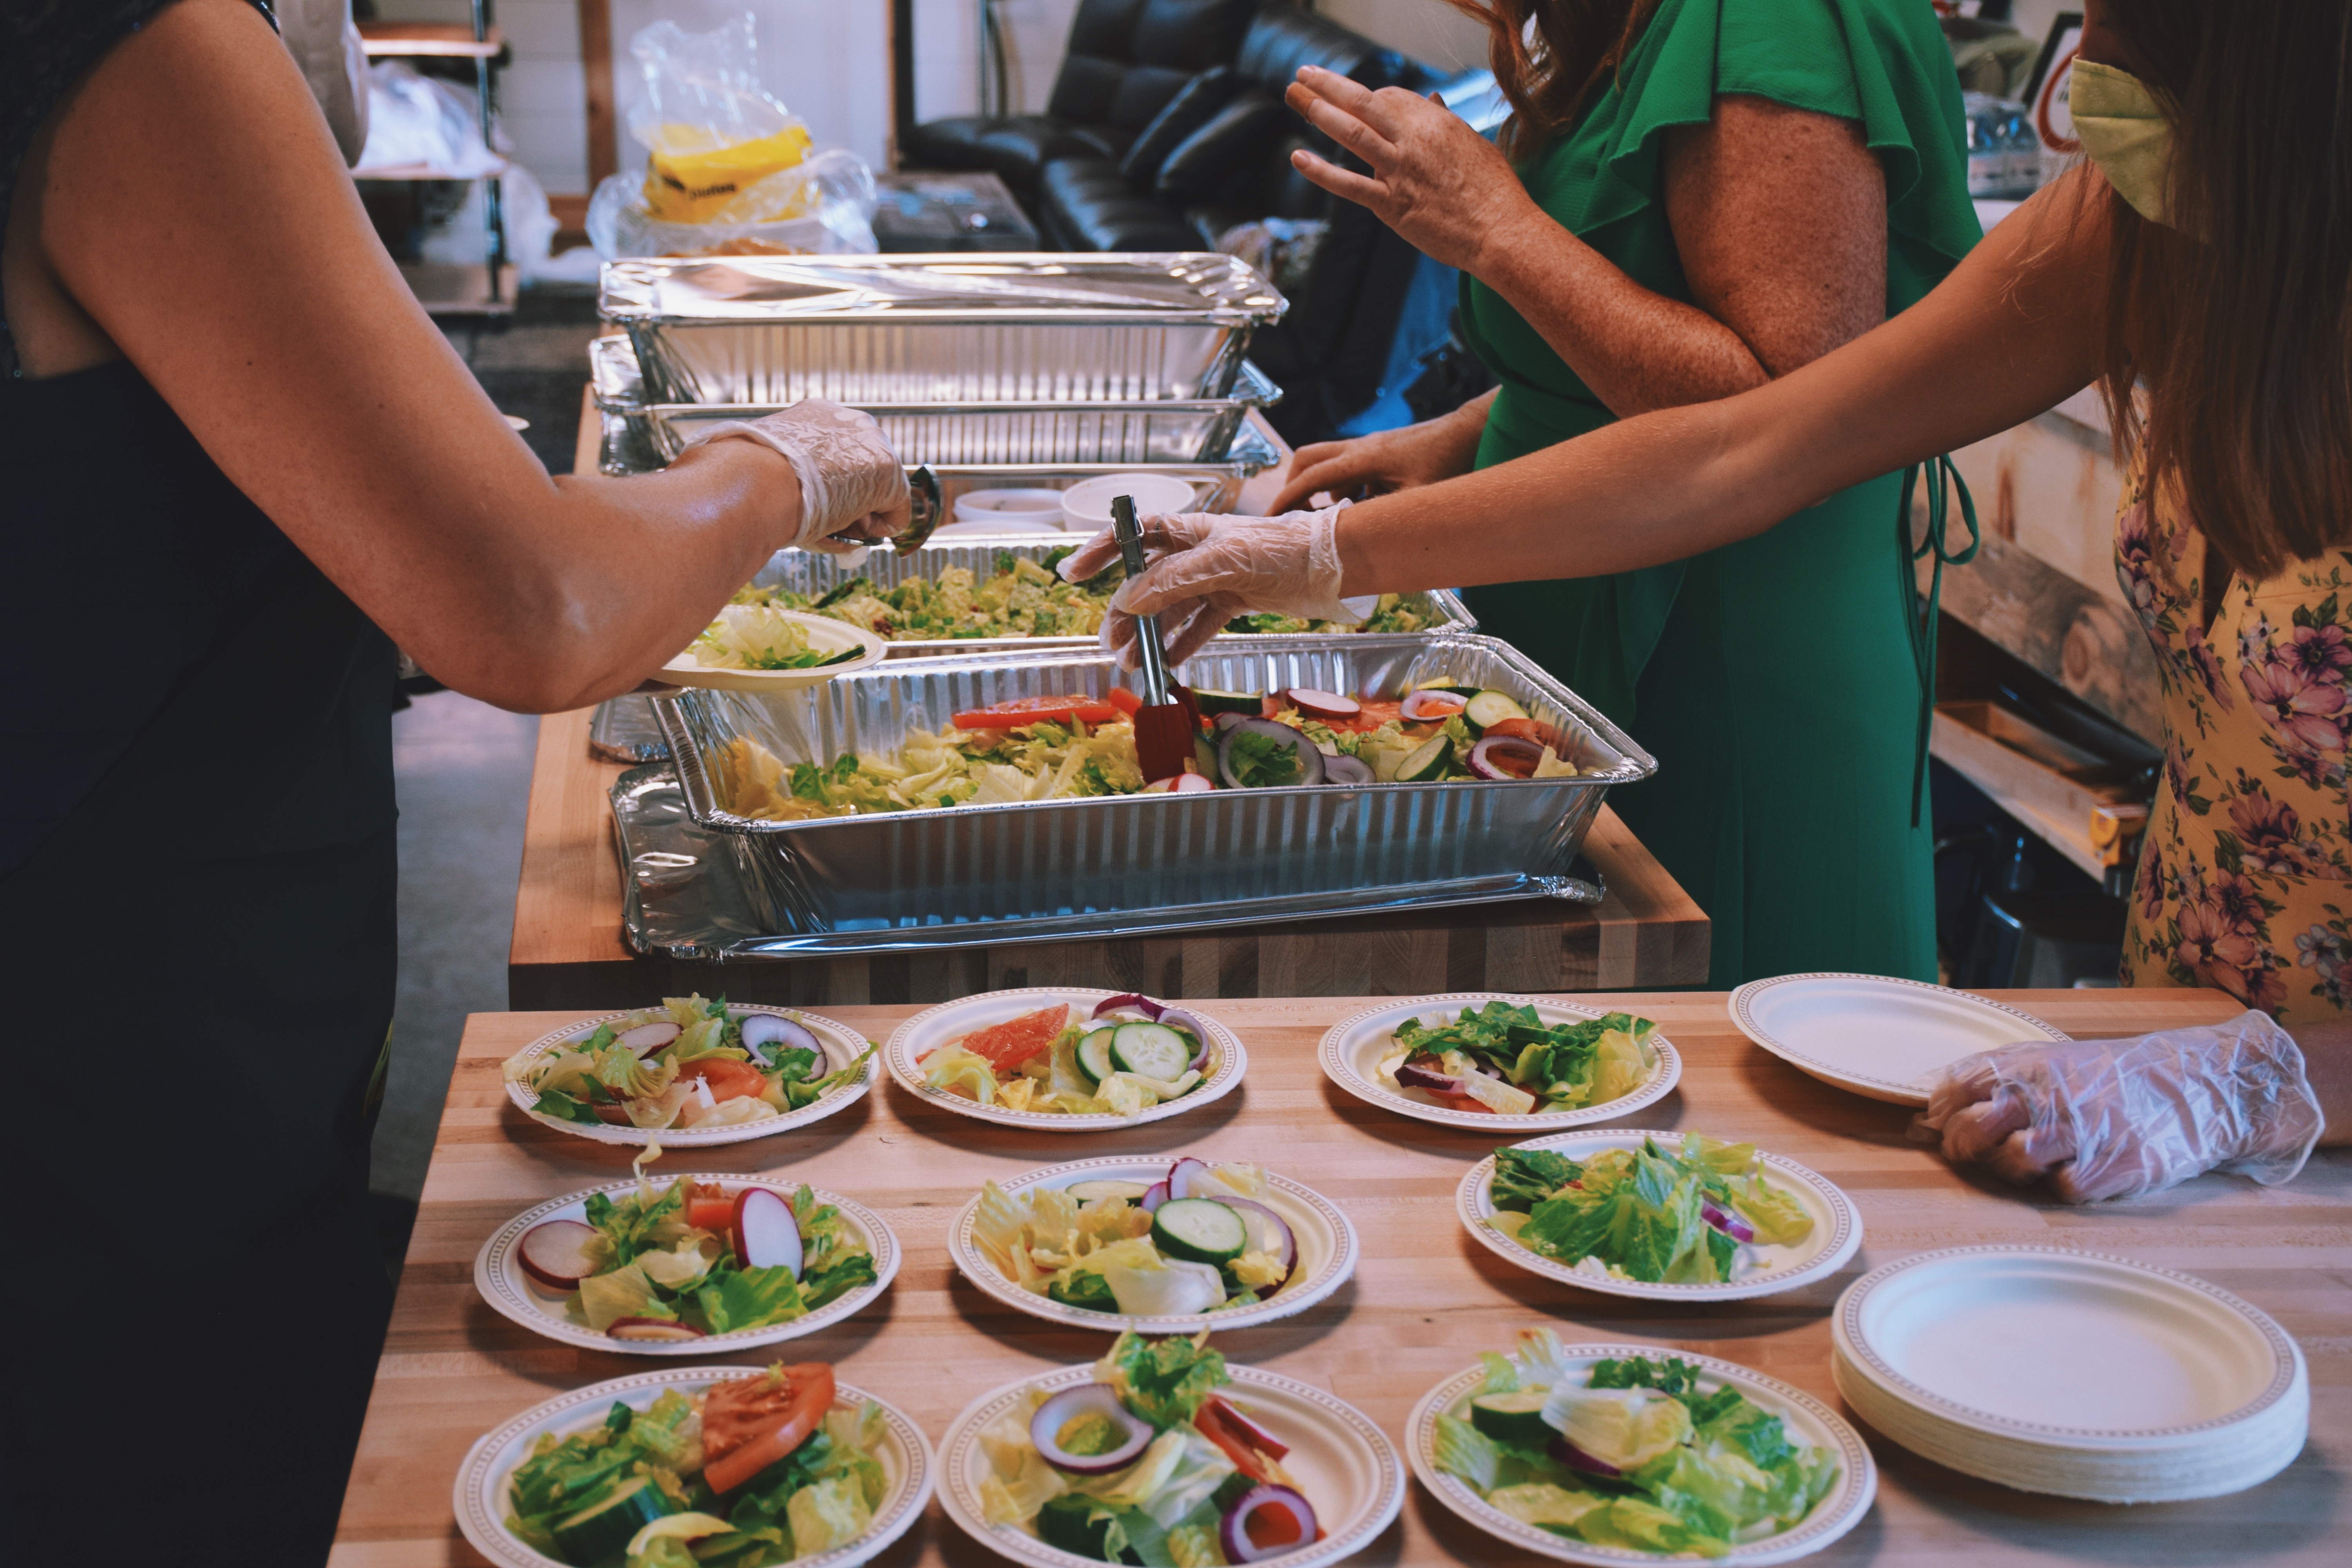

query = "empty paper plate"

[{"left": 1728, "top": 973, "right": 2067, "bottom": 1105}]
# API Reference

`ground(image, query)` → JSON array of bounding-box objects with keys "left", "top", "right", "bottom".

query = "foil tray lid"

[{"left": 600, "top": 253, "right": 1288, "bottom": 325}]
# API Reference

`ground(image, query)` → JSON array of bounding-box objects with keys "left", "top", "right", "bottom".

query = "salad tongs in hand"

[{"left": 1112, "top": 495, "right": 1201, "bottom": 785}]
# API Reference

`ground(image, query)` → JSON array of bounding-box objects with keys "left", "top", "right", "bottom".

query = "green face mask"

[{"left": 2070, "top": 57, "right": 2175, "bottom": 227}]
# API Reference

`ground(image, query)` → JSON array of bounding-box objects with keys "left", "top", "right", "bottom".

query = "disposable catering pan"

[
  {"left": 600, "top": 253, "right": 1287, "bottom": 405},
  {"left": 646, "top": 634, "right": 1654, "bottom": 938},
  {"left": 592, "top": 334, "right": 1281, "bottom": 467}
]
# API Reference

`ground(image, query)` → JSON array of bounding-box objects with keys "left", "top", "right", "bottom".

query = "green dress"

[{"left": 1460, "top": 0, "right": 1981, "bottom": 987}]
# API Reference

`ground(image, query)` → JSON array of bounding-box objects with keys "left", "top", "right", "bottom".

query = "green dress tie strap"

[{"left": 1899, "top": 455, "right": 1980, "bottom": 826}]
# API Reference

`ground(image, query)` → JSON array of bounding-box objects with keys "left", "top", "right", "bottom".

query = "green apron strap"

[{"left": 1899, "top": 456, "right": 1980, "bottom": 828}]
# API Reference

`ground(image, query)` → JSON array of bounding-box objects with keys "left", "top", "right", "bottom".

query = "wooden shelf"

[
  {"left": 1931, "top": 700, "right": 2147, "bottom": 882},
  {"left": 357, "top": 22, "right": 502, "bottom": 59},
  {"left": 352, "top": 159, "right": 507, "bottom": 182}
]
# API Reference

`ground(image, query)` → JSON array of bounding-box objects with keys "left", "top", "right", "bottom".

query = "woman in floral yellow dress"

[{"left": 1081, "top": 0, "right": 2347, "bottom": 1200}]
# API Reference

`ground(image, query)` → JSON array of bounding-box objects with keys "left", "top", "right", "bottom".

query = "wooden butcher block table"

[{"left": 331, "top": 985, "right": 2347, "bottom": 1567}]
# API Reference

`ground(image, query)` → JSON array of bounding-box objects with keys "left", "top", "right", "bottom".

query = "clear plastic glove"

[
  {"left": 680, "top": 399, "right": 910, "bottom": 554},
  {"left": 1055, "top": 503, "right": 1361, "bottom": 670},
  {"left": 1911, "top": 1010, "right": 2325, "bottom": 1203}
]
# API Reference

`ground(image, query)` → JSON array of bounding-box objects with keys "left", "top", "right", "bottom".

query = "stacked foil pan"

[{"left": 648, "top": 634, "right": 1653, "bottom": 937}]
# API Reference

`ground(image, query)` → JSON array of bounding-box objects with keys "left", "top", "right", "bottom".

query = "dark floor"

[{"left": 370, "top": 286, "right": 597, "bottom": 1279}]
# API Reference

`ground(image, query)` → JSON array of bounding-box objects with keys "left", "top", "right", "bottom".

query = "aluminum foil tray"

[
  {"left": 647, "top": 635, "right": 1653, "bottom": 937},
  {"left": 609, "top": 763, "right": 1603, "bottom": 958},
  {"left": 601, "top": 253, "right": 1287, "bottom": 404}
]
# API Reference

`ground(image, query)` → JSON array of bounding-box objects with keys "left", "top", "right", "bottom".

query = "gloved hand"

[
  {"left": 681, "top": 399, "right": 910, "bottom": 554},
  {"left": 1911, "top": 1010, "right": 2325, "bottom": 1203},
  {"left": 1056, "top": 503, "right": 1363, "bottom": 669}
]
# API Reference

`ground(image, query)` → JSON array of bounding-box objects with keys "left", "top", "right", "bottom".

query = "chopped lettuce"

[
  {"left": 1387, "top": 1003, "right": 1656, "bottom": 1113},
  {"left": 1097, "top": 1332, "right": 1228, "bottom": 1429},
  {"left": 690, "top": 602, "right": 860, "bottom": 671},
  {"left": 1496, "top": 1133, "right": 1815, "bottom": 1285}
]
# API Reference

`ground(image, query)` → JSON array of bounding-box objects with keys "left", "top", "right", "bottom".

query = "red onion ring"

[
  {"left": 1466, "top": 735, "right": 1547, "bottom": 781},
  {"left": 1091, "top": 993, "right": 1166, "bottom": 1021}
]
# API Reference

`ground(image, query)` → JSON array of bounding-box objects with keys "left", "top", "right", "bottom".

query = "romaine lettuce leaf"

[
  {"left": 694, "top": 1263, "right": 805, "bottom": 1334},
  {"left": 1098, "top": 1332, "right": 1228, "bottom": 1428},
  {"left": 1490, "top": 1148, "right": 1579, "bottom": 1212},
  {"left": 785, "top": 1473, "right": 873, "bottom": 1554}
]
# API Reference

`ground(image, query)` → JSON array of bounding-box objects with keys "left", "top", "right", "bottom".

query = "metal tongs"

[{"left": 1112, "top": 494, "right": 1201, "bottom": 784}]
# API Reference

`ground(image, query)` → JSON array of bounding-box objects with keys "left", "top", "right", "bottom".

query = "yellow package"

[{"left": 643, "top": 122, "right": 812, "bottom": 225}]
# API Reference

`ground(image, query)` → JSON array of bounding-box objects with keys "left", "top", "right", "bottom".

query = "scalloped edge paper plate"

[
  {"left": 655, "top": 607, "right": 887, "bottom": 691},
  {"left": 1407, "top": 1343, "right": 1875, "bottom": 1566},
  {"left": 1728, "top": 973, "right": 2067, "bottom": 1106},
  {"left": 474, "top": 1177, "right": 900, "bottom": 1354},
  {"left": 455, "top": 1370, "right": 932, "bottom": 1568},
  {"left": 1318, "top": 994, "right": 1679, "bottom": 1131},
  {"left": 504, "top": 1005, "right": 878, "bottom": 1146},
  {"left": 948, "top": 1155, "right": 1357, "bottom": 1332},
  {"left": 938, "top": 1363, "right": 1403, "bottom": 1568},
  {"left": 885, "top": 989, "right": 1245, "bottom": 1131},
  {"left": 1455, "top": 1130, "right": 1861, "bottom": 1303}
]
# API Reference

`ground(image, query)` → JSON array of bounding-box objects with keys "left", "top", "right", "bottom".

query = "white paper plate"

[
  {"left": 886, "top": 989, "right": 1245, "bottom": 1131},
  {"left": 1728, "top": 973, "right": 2067, "bottom": 1106},
  {"left": 1829, "top": 1246, "right": 2308, "bottom": 1501},
  {"left": 505, "top": 1005, "right": 878, "bottom": 1146},
  {"left": 474, "top": 1177, "right": 900, "bottom": 1354},
  {"left": 938, "top": 1362, "right": 1403, "bottom": 1568},
  {"left": 455, "top": 1369, "right": 933, "bottom": 1568},
  {"left": 1318, "top": 994, "right": 1680, "bottom": 1132},
  {"left": 1408, "top": 1343, "right": 1875, "bottom": 1566},
  {"left": 948, "top": 1156, "right": 1358, "bottom": 1332},
  {"left": 656, "top": 607, "right": 887, "bottom": 691},
  {"left": 1455, "top": 1130, "right": 1862, "bottom": 1303}
]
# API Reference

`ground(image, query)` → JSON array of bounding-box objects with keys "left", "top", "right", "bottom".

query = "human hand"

[
  {"left": 1270, "top": 410, "right": 1485, "bottom": 513},
  {"left": 681, "top": 399, "right": 911, "bottom": 554},
  {"left": 1284, "top": 65, "right": 1536, "bottom": 274},
  {"left": 1057, "top": 505, "right": 1356, "bottom": 669},
  {"left": 1911, "top": 1010, "right": 2325, "bottom": 1203}
]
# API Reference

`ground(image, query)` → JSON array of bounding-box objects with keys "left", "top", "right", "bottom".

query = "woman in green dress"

[{"left": 1262, "top": 0, "right": 1982, "bottom": 986}]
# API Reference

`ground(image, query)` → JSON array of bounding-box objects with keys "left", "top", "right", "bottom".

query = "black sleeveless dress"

[{"left": 4, "top": 6, "right": 398, "bottom": 1563}]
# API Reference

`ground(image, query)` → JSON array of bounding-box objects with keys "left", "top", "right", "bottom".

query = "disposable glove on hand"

[
  {"left": 1056, "top": 503, "right": 1362, "bottom": 670},
  {"left": 681, "top": 399, "right": 911, "bottom": 554},
  {"left": 1911, "top": 1010, "right": 2325, "bottom": 1203}
]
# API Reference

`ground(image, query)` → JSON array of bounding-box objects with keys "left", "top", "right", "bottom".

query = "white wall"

[
  {"left": 606, "top": 0, "right": 893, "bottom": 173},
  {"left": 373, "top": 0, "right": 591, "bottom": 194},
  {"left": 1316, "top": 0, "right": 1490, "bottom": 73},
  {"left": 913, "top": 0, "right": 1080, "bottom": 122}
]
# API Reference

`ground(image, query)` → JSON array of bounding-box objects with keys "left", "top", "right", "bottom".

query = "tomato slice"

[
  {"left": 686, "top": 1181, "right": 737, "bottom": 1233},
  {"left": 1477, "top": 716, "right": 1547, "bottom": 745},
  {"left": 679, "top": 1056, "right": 769, "bottom": 1103},
  {"left": 950, "top": 696, "right": 1118, "bottom": 730},
  {"left": 703, "top": 1363, "right": 837, "bottom": 1494},
  {"left": 1105, "top": 687, "right": 1143, "bottom": 717}
]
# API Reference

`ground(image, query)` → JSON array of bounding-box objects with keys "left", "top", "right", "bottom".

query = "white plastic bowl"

[
  {"left": 1058, "top": 472, "right": 1200, "bottom": 534},
  {"left": 953, "top": 486, "right": 1070, "bottom": 526}
]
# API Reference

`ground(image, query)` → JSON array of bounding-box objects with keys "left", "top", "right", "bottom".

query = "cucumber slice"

[
  {"left": 1151, "top": 1198, "right": 1250, "bottom": 1265},
  {"left": 1110, "top": 1022, "right": 1191, "bottom": 1080},
  {"left": 551, "top": 1474, "right": 675, "bottom": 1564},
  {"left": 1396, "top": 733, "right": 1452, "bottom": 782},
  {"left": 1065, "top": 1178, "right": 1151, "bottom": 1203},
  {"left": 1468, "top": 1390, "right": 1555, "bottom": 1446},
  {"left": 1038, "top": 1495, "right": 1120, "bottom": 1559},
  {"left": 1463, "top": 690, "right": 1529, "bottom": 731},
  {"left": 1192, "top": 688, "right": 1263, "bottom": 717},
  {"left": 1076, "top": 1029, "right": 1119, "bottom": 1086},
  {"left": 1413, "top": 678, "right": 1479, "bottom": 697}
]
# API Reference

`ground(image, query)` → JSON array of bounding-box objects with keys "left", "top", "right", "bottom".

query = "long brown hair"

[
  {"left": 1444, "top": 0, "right": 1663, "bottom": 159},
  {"left": 2100, "top": 1, "right": 2352, "bottom": 581}
]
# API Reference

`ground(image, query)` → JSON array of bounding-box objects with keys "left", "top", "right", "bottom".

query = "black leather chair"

[{"left": 904, "top": 0, "right": 1454, "bottom": 444}]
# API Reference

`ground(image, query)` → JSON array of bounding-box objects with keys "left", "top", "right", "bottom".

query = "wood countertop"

[{"left": 330, "top": 984, "right": 2351, "bottom": 1567}]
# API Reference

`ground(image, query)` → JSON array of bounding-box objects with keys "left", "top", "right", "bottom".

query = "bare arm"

[
  {"left": 7, "top": 0, "right": 814, "bottom": 713},
  {"left": 1328, "top": 173, "right": 2114, "bottom": 594}
]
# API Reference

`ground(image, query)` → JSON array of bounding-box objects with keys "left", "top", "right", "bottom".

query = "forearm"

[{"left": 1475, "top": 207, "right": 1775, "bottom": 417}]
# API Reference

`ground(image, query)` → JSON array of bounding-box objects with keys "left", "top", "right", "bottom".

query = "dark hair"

[
  {"left": 2100, "top": 0, "right": 2352, "bottom": 580},
  {"left": 1443, "top": 0, "right": 1662, "bottom": 159}
]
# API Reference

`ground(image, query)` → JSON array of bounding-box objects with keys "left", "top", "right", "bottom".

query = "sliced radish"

[
  {"left": 1140, "top": 1181, "right": 1170, "bottom": 1213},
  {"left": 1141, "top": 777, "right": 1178, "bottom": 793},
  {"left": 1286, "top": 688, "right": 1360, "bottom": 720},
  {"left": 607, "top": 1317, "right": 706, "bottom": 1343},
  {"left": 731, "top": 1188, "right": 804, "bottom": 1277},
  {"left": 1400, "top": 689, "right": 1469, "bottom": 722},
  {"left": 738, "top": 1013, "right": 820, "bottom": 1067},
  {"left": 1167, "top": 1157, "right": 1214, "bottom": 1200},
  {"left": 517, "top": 1220, "right": 601, "bottom": 1289},
  {"left": 1172, "top": 772, "right": 1214, "bottom": 793},
  {"left": 617, "top": 1022, "right": 681, "bottom": 1058}
]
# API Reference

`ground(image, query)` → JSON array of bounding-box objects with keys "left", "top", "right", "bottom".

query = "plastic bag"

[
  {"left": 588, "top": 12, "right": 878, "bottom": 258},
  {"left": 356, "top": 59, "right": 503, "bottom": 178}
]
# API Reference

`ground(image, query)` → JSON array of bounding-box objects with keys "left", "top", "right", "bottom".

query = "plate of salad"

[
  {"left": 658, "top": 603, "right": 886, "bottom": 692},
  {"left": 1408, "top": 1330, "right": 1873, "bottom": 1565},
  {"left": 505, "top": 996, "right": 879, "bottom": 1146},
  {"left": 1318, "top": 995, "right": 1679, "bottom": 1131},
  {"left": 474, "top": 1150, "right": 898, "bottom": 1354},
  {"left": 952, "top": 1154, "right": 1357, "bottom": 1332},
  {"left": 457, "top": 1361, "right": 932, "bottom": 1568},
  {"left": 1457, "top": 1131, "right": 1861, "bottom": 1303},
  {"left": 887, "top": 988, "right": 1245, "bottom": 1129},
  {"left": 939, "top": 1332, "right": 1404, "bottom": 1568}
]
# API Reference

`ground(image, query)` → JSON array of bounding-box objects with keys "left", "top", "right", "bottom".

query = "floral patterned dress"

[{"left": 2119, "top": 467, "right": 2352, "bottom": 1021}]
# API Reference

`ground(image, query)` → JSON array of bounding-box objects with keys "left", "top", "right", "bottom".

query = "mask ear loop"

[{"left": 1901, "top": 456, "right": 1981, "bottom": 828}]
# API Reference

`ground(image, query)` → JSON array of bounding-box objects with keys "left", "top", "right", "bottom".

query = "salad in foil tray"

[
  {"left": 1434, "top": 1331, "right": 1840, "bottom": 1557},
  {"left": 977, "top": 1333, "right": 1325, "bottom": 1566},
  {"left": 508, "top": 996, "right": 875, "bottom": 1132},
  {"left": 920, "top": 993, "right": 1211, "bottom": 1117},
  {"left": 1485, "top": 1134, "right": 1815, "bottom": 1286},
  {"left": 1378, "top": 1002, "right": 1655, "bottom": 1116}
]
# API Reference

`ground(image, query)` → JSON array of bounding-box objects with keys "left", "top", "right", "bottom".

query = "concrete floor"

[{"left": 370, "top": 289, "right": 596, "bottom": 1270}]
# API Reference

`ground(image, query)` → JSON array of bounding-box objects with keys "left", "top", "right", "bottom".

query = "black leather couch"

[{"left": 903, "top": 0, "right": 1452, "bottom": 444}]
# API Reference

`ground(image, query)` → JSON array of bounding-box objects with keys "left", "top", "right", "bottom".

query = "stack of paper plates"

[{"left": 1831, "top": 1246, "right": 2308, "bottom": 1502}]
